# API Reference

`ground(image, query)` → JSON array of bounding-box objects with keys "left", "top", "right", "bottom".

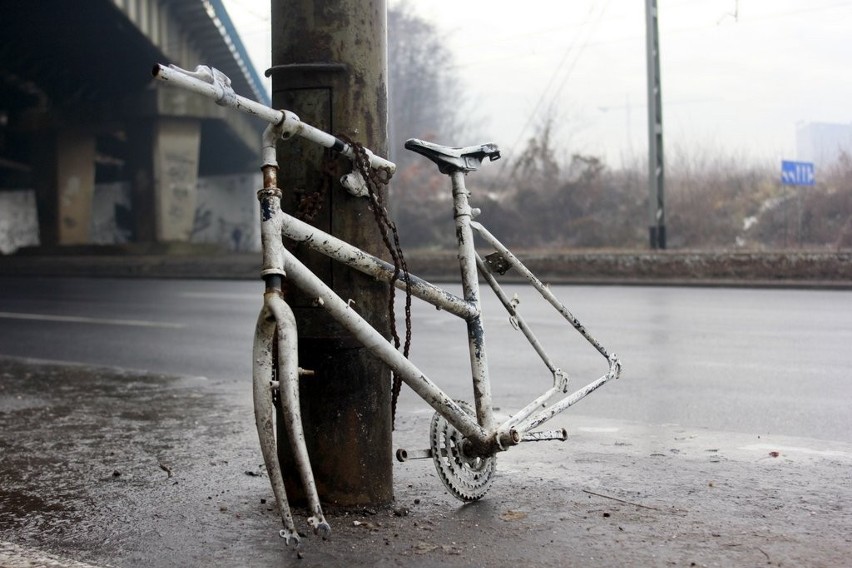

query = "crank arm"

[
  {"left": 520, "top": 428, "right": 568, "bottom": 442},
  {"left": 396, "top": 448, "right": 433, "bottom": 462}
]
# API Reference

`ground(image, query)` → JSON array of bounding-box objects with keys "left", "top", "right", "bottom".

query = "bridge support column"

[
  {"left": 31, "top": 128, "right": 96, "bottom": 246},
  {"left": 127, "top": 118, "right": 200, "bottom": 243}
]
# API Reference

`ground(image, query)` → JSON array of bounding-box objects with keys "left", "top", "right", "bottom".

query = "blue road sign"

[{"left": 781, "top": 160, "right": 815, "bottom": 186}]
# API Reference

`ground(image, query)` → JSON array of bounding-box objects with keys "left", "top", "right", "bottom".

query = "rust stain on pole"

[{"left": 271, "top": 0, "right": 392, "bottom": 507}]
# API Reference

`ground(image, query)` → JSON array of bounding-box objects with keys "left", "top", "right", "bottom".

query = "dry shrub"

[{"left": 389, "top": 136, "right": 852, "bottom": 252}]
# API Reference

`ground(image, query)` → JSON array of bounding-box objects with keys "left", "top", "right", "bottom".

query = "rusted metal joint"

[
  {"left": 462, "top": 427, "right": 520, "bottom": 457},
  {"left": 261, "top": 164, "right": 278, "bottom": 190},
  {"left": 257, "top": 188, "right": 283, "bottom": 201},
  {"left": 495, "top": 426, "right": 521, "bottom": 451},
  {"left": 459, "top": 429, "right": 515, "bottom": 458}
]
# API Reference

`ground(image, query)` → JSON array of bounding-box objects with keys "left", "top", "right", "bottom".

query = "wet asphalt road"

[
  {"left": 0, "top": 276, "right": 850, "bottom": 443},
  {"left": 3, "top": 353, "right": 850, "bottom": 568},
  {"left": 2, "top": 276, "right": 851, "bottom": 567}
]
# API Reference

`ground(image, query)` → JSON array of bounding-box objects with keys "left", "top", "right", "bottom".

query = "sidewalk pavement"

[{"left": 1, "top": 355, "right": 850, "bottom": 567}]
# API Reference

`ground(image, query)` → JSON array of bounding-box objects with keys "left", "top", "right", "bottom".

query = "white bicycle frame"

[
  {"left": 153, "top": 63, "right": 622, "bottom": 545},
  {"left": 273, "top": 175, "right": 623, "bottom": 447}
]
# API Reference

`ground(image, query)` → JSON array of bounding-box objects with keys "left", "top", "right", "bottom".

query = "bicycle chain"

[
  {"left": 429, "top": 400, "right": 497, "bottom": 502},
  {"left": 338, "top": 135, "right": 413, "bottom": 428}
]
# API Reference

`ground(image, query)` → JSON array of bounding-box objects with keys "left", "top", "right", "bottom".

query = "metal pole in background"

[
  {"left": 645, "top": 0, "right": 666, "bottom": 249},
  {"left": 270, "top": 0, "right": 393, "bottom": 507}
]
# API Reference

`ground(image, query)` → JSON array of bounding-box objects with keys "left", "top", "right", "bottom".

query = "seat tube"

[{"left": 450, "top": 170, "right": 495, "bottom": 432}]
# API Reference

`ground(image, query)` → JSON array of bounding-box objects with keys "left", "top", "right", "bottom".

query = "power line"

[
  {"left": 498, "top": 0, "right": 612, "bottom": 176},
  {"left": 547, "top": 0, "right": 613, "bottom": 115}
]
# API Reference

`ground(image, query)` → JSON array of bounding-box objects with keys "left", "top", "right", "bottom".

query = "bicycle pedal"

[
  {"left": 521, "top": 428, "right": 568, "bottom": 442},
  {"left": 395, "top": 448, "right": 433, "bottom": 462}
]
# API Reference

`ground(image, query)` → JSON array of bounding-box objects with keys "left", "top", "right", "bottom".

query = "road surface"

[
  {"left": 0, "top": 276, "right": 849, "bottom": 443},
  {"left": 1, "top": 275, "right": 851, "bottom": 567}
]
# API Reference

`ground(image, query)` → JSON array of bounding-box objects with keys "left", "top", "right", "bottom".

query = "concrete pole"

[
  {"left": 270, "top": 0, "right": 393, "bottom": 506},
  {"left": 645, "top": 0, "right": 666, "bottom": 249}
]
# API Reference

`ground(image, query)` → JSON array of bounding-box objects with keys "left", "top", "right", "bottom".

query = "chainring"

[{"left": 430, "top": 400, "right": 496, "bottom": 502}]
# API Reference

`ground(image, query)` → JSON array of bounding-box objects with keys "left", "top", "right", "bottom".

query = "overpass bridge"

[{"left": 0, "top": 0, "right": 269, "bottom": 247}]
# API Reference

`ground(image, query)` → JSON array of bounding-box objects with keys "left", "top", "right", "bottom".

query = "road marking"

[
  {"left": 0, "top": 311, "right": 185, "bottom": 329},
  {"left": 741, "top": 443, "right": 852, "bottom": 460},
  {"left": 577, "top": 426, "right": 620, "bottom": 433},
  {"left": 0, "top": 540, "right": 109, "bottom": 568}
]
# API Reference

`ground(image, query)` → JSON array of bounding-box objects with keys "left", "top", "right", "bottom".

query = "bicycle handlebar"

[{"left": 151, "top": 63, "right": 396, "bottom": 174}]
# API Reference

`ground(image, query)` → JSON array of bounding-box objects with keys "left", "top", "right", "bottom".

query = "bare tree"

[
  {"left": 388, "top": 1, "right": 464, "bottom": 174},
  {"left": 387, "top": 1, "right": 467, "bottom": 246}
]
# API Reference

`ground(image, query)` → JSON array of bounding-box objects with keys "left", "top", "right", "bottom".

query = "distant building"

[{"left": 796, "top": 122, "right": 852, "bottom": 167}]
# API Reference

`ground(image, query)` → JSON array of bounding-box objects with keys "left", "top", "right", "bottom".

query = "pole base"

[{"left": 649, "top": 225, "right": 667, "bottom": 250}]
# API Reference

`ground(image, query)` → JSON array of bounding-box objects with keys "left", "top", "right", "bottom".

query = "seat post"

[{"left": 450, "top": 171, "right": 496, "bottom": 432}]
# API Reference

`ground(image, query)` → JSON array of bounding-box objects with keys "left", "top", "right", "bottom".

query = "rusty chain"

[
  {"left": 294, "top": 149, "right": 339, "bottom": 222},
  {"left": 338, "top": 135, "right": 412, "bottom": 428}
]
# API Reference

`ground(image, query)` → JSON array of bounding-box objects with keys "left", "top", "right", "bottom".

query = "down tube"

[
  {"left": 280, "top": 247, "right": 489, "bottom": 446},
  {"left": 279, "top": 210, "right": 476, "bottom": 320}
]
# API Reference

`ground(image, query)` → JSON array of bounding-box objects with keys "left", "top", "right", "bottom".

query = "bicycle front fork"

[
  {"left": 252, "top": 288, "right": 330, "bottom": 547},
  {"left": 252, "top": 156, "right": 329, "bottom": 546}
]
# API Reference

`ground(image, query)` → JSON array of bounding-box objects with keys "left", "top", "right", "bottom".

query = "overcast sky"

[{"left": 223, "top": 0, "right": 852, "bottom": 167}]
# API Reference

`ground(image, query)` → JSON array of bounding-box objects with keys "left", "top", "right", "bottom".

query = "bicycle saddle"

[{"left": 405, "top": 138, "right": 501, "bottom": 174}]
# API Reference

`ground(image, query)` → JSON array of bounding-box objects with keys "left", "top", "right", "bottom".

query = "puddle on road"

[{"left": 0, "top": 357, "right": 259, "bottom": 560}]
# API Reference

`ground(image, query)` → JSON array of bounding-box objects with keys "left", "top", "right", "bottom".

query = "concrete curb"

[{"left": 1, "top": 250, "right": 851, "bottom": 289}]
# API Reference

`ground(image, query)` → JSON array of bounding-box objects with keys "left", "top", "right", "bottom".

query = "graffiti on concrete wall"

[
  {"left": 90, "top": 182, "right": 132, "bottom": 245},
  {"left": 0, "top": 190, "right": 39, "bottom": 254},
  {"left": 192, "top": 174, "right": 261, "bottom": 252},
  {"left": 162, "top": 150, "right": 196, "bottom": 236},
  {"left": 0, "top": 174, "right": 261, "bottom": 253},
  {"left": 155, "top": 122, "right": 200, "bottom": 242}
]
